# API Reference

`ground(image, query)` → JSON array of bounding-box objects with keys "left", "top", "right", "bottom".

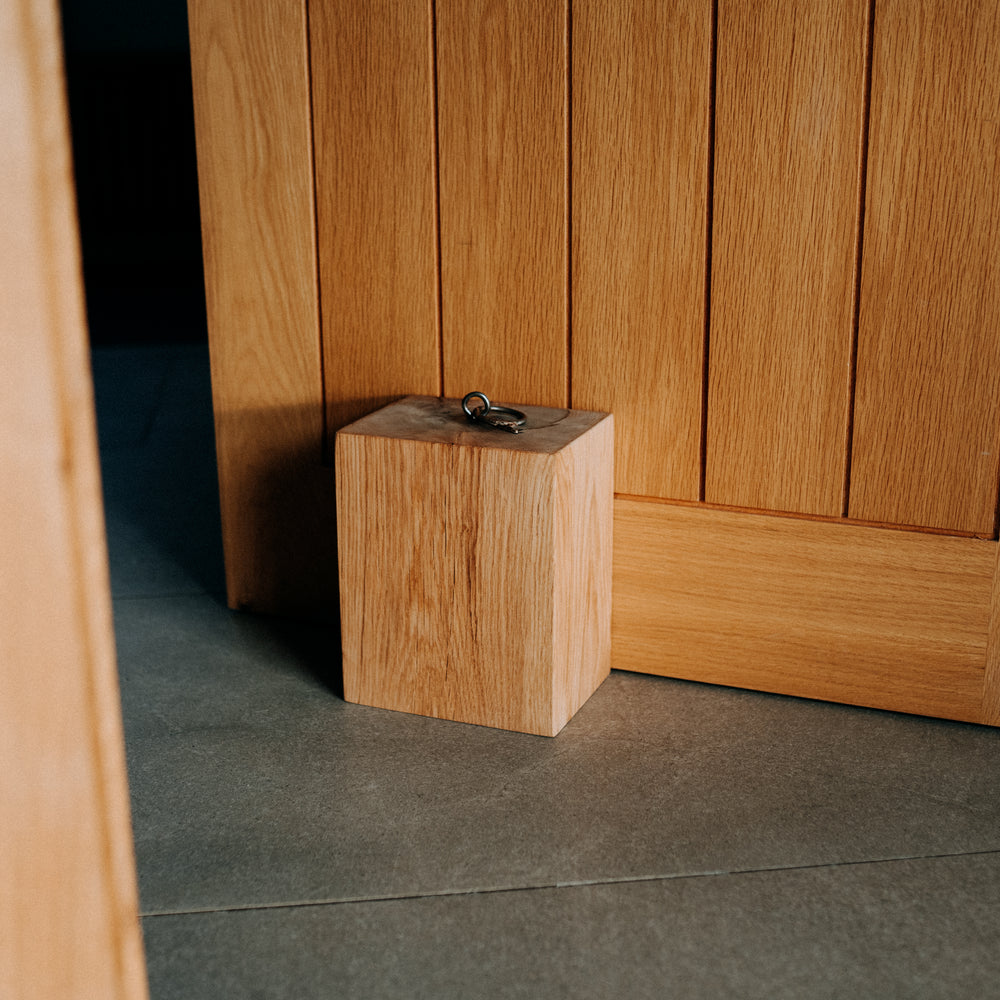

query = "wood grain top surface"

[{"left": 337, "top": 395, "right": 611, "bottom": 454}]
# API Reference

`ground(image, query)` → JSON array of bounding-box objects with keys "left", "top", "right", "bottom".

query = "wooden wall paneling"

[
  {"left": 571, "top": 0, "right": 711, "bottom": 500},
  {"left": 1, "top": 0, "right": 148, "bottom": 995},
  {"left": 849, "top": 0, "right": 1000, "bottom": 535},
  {"left": 188, "top": 0, "right": 1000, "bottom": 727},
  {"left": 706, "top": 0, "right": 869, "bottom": 515},
  {"left": 311, "top": 0, "right": 441, "bottom": 437},
  {"left": 189, "top": 0, "right": 337, "bottom": 619},
  {"left": 436, "top": 0, "right": 569, "bottom": 408},
  {"left": 613, "top": 501, "right": 993, "bottom": 724}
]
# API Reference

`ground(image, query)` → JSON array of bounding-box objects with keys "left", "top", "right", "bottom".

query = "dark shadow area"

[
  {"left": 93, "top": 347, "right": 345, "bottom": 698},
  {"left": 61, "top": 0, "right": 207, "bottom": 346},
  {"left": 66, "top": 1, "right": 344, "bottom": 699},
  {"left": 253, "top": 615, "right": 345, "bottom": 702},
  {"left": 214, "top": 406, "right": 341, "bottom": 625},
  {"left": 93, "top": 347, "right": 226, "bottom": 600}
]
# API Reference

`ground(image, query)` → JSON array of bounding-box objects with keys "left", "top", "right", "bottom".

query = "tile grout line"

[
  {"left": 112, "top": 592, "right": 228, "bottom": 604},
  {"left": 139, "top": 846, "right": 1000, "bottom": 919}
]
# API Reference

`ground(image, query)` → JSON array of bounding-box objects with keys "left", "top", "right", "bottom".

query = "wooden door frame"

[
  {"left": 189, "top": 0, "right": 1000, "bottom": 728},
  {"left": 1, "top": 0, "right": 148, "bottom": 996}
]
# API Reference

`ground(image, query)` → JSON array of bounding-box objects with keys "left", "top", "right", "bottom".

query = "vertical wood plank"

[
  {"left": 706, "top": 0, "right": 868, "bottom": 515},
  {"left": 437, "top": 0, "right": 568, "bottom": 408},
  {"left": 571, "top": 0, "right": 711, "bottom": 500},
  {"left": 1, "top": 0, "right": 147, "bottom": 995},
  {"left": 311, "top": 0, "right": 441, "bottom": 435},
  {"left": 850, "top": 0, "right": 1000, "bottom": 535},
  {"left": 189, "top": 0, "right": 337, "bottom": 619}
]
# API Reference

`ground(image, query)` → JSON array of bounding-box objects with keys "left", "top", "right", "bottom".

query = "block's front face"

[{"left": 337, "top": 431, "right": 558, "bottom": 735}]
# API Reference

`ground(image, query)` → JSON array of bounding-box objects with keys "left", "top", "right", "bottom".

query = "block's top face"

[{"left": 337, "top": 395, "right": 611, "bottom": 455}]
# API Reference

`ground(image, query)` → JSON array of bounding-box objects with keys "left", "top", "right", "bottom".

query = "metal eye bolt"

[{"left": 461, "top": 391, "right": 527, "bottom": 434}]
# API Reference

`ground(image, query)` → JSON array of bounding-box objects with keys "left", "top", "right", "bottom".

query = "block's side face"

[
  {"left": 551, "top": 415, "right": 614, "bottom": 732},
  {"left": 337, "top": 430, "right": 556, "bottom": 734}
]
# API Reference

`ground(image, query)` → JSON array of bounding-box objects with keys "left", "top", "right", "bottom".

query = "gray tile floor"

[{"left": 95, "top": 345, "right": 1000, "bottom": 999}]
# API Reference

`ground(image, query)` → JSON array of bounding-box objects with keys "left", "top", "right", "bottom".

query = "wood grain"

[
  {"left": 984, "top": 543, "right": 1000, "bottom": 726},
  {"left": 850, "top": 0, "right": 1000, "bottom": 535},
  {"left": 191, "top": 0, "right": 1000, "bottom": 726},
  {"left": 706, "top": 0, "right": 868, "bottom": 515},
  {"left": 337, "top": 397, "right": 612, "bottom": 736},
  {"left": 1, "top": 0, "right": 147, "bottom": 994},
  {"left": 613, "top": 499, "right": 992, "bottom": 723},
  {"left": 571, "top": 0, "right": 710, "bottom": 500},
  {"left": 551, "top": 409, "right": 615, "bottom": 729},
  {"left": 189, "top": 0, "right": 338, "bottom": 619},
  {"left": 311, "top": 0, "right": 441, "bottom": 436},
  {"left": 436, "top": 0, "right": 569, "bottom": 408}
]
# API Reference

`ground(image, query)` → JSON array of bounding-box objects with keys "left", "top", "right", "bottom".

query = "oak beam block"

[{"left": 336, "top": 397, "right": 613, "bottom": 736}]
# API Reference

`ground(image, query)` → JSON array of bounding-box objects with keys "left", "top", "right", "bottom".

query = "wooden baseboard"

[{"left": 612, "top": 499, "right": 996, "bottom": 724}]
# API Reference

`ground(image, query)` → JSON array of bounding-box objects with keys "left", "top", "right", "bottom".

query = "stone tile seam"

[
  {"left": 138, "top": 846, "right": 1000, "bottom": 919},
  {"left": 111, "top": 591, "right": 223, "bottom": 603}
]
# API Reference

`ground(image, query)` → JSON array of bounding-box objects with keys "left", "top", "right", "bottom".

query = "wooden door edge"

[{"left": 982, "top": 545, "right": 1000, "bottom": 725}]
